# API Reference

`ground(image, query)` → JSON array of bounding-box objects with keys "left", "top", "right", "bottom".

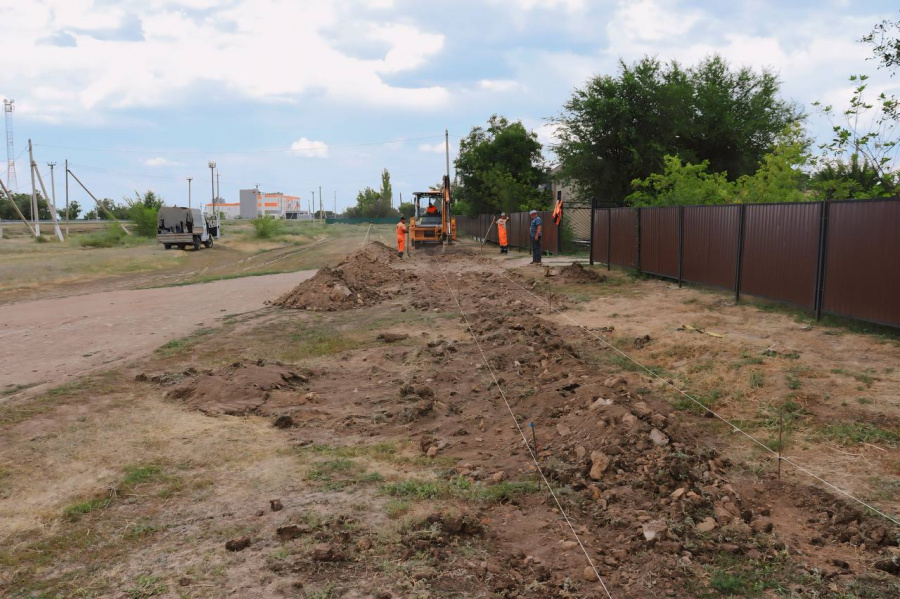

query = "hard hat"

[
  {"left": 529, "top": 209, "right": 537, "bottom": 215},
  {"left": 501, "top": 212, "right": 507, "bottom": 217}
]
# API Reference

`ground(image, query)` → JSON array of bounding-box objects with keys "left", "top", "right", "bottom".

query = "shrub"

[
  {"left": 251, "top": 216, "right": 282, "bottom": 239},
  {"left": 128, "top": 204, "right": 159, "bottom": 238},
  {"left": 78, "top": 224, "right": 128, "bottom": 248}
]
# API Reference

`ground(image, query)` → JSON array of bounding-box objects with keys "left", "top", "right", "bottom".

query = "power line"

[{"left": 33, "top": 134, "right": 446, "bottom": 156}]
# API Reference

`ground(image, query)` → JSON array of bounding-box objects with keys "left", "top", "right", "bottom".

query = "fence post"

[
  {"left": 589, "top": 199, "right": 595, "bottom": 266},
  {"left": 636, "top": 207, "right": 642, "bottom": 272},
  {"left": 734, "top": 204, "right": 746, "bottom": 303},
  {"left": 814, "top": 201, "right": 830, "bottom": 321},
  {"left": 557, "top": 208, "right": 562, "bottom": 256},
  {"left": 677, "top": 206, "right": 684, "bottom": 288},
  {"left": 607, "top": 208, "right": 612, "bottom": 271}
]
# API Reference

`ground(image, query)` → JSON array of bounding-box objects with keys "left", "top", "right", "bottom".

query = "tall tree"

[
  {"left": 379, "top": 169, "right": 393, "bottom": 214},
  {"left": 454, "top": 115, "right": 549, "bottom": 215},
  {"left": 552, "top": 55, "right": 800, "bottom": 205}
]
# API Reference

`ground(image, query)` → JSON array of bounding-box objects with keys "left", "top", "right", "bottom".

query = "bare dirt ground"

[
  {"left": 1, "top": 238, "right": 899, "bottom": 598},
  {"left": 0, "top": 270, "right": 314, "bottom": 392}
]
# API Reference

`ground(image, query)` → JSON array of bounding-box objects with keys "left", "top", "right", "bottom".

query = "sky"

[{"left": 1, "top": 0, "right": 898, "bottom": 213}]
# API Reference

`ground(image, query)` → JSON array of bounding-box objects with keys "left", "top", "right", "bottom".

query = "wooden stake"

[{"left": 777, "top": 409, "right": 784, "bottom": 480}]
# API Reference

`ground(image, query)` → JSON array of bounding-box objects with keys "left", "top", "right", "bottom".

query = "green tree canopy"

[
  {"left": 553, "top": 55, "right": 801, "bottom": 205},
  {"left": 628, "top": 124, "right": 812, "bottom": 206},
  {"left": 454, "top": 114, "right": 549, "bottom": 215},
  {"left": 345, "top": 170, "right": 398, "bottom": 218}
]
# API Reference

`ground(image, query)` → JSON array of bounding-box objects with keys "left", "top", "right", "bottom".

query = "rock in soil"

[
  {"left": 276, "top": 525, "right": 305, "bottom": 541},
  {"left": 589, "top": 451, "right": 610, "bottom": 480},
  {"left": 377, "top": 332, "right": 409, "bottom": 343},
  {"left": 225, "top": 536, "right": 251, "bottom": 552},
  {"left": 273, "top": 415, "right": 294, "bottom": 429},
  {"left": 270, "top": 499, "right": 283, "bottom": 512}
]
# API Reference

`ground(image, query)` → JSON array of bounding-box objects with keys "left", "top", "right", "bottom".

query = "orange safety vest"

[
  {"left": 552, "top": 199, "right": 562, "bottom": 226},
  {"left": 497, "top": 219, "right": 508, "bottom": 246},
  {"left": 426, "top": 205, "right": 437, "bottom": 214},
  {"left": 396, "top": 222, "right": 407, "bottom": 252}
]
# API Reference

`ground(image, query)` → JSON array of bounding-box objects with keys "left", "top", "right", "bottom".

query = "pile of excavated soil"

[
  {"left": 163, "top": 360, "right": 310, "bottom": 416},
  {"left": 273, "top": 242, "right": 398, "bottom": 311},
  {"left": 556, "top": 261, "right": 606, "bottom": 283}
]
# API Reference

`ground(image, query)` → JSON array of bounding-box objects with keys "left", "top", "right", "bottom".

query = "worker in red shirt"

[{"left": 396, "top": 216, "right": 408, "bottom": 259}]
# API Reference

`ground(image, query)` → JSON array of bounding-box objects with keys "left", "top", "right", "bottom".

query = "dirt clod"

[
  {"left": 225, "top": 536, "right": 251, "bottom": 552},
  {"left": 557, "top": 262, "right": 606, "bottom": 283},
  {"left": 273, "top": 415, "right": 294, "bottom": 428},
  {"left": 377, "top": 332, "right": 409, "bottom": 343},
  {"left": 270, "top": 499, "right": 283, "bottom": 512}
]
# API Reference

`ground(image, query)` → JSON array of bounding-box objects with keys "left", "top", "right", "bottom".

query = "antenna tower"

[{"left": 4, "top": 99, "right": 16, "bottom": 191}]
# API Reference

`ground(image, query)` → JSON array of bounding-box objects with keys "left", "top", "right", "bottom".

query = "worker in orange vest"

[
  {"left": 396, "top": 216, "right": 408, "bottom": 259},
  {"left": 426, "top": 202, "right": 438, "bottom": 215},
  {"left": 497, "top": 212, "right": 509, "bottom": 254}
]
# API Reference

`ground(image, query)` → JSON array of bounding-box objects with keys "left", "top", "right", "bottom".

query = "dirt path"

[{"left": 0, "top": 271, "right": 315, "bottom": 392}]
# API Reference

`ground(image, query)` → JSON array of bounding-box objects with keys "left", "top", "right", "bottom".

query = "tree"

[
  {"left": 379, "top": 169, "right": 393, "bottom": 213},
  {"left": 862, "top": 14, "right": 900, "bottom": 74},
  {"left": 0, "top": 192, "right": 52, "bottom": 221},
  {"left": 813, "top": 75, "right": 899, "bottom": 196},
  {"left": 59, "top": 200, "right": 81, "bottom": 220},
  {"left": 628, "top": 124, "right": 812, "bottom": 206},
  {"left": 398, "top": 202, "right": 415, "bottom": 218},
  {"left": 124, "top": 190, "right": 165, "bottom": 237},
  {"left": 454, "top": 114, "right": 549, "bottom": 215},
  {"left": 553, "top": 55, "right": 801, "bottom": 205}
]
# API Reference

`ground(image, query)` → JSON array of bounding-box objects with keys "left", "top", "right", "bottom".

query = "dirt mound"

[
  {"left": 556, "top": 262, "right": 606, "bottom": 283},
  {"left": 273, "top": 242, "right": 398, "bottom": 311},
  {"left": 165, "top": 361, "right": 310, "bottom": 415}
]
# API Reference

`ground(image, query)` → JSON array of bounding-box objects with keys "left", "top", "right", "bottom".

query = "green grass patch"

[
  {"left": 122, "top": 464, "right": 162, "bottom": 487},
  {"left": 384, "top": 499, "right": 410, "bottom": 519},
  {"left": 63, "top": 497, "right": 110, "bottom": 521},
  {"left": 820, "top": 422, "right": 900, "bottom": 446},
  {"left": 748, "top": 370, "right": 765, "bottom": 389},
  {"left": 380, "top": 476, "right": 542, "bottom": 503},
  {"left": 154, "top": 326, "right": 218, "bottom": 357},
  {"left": 785, "top": 374, "right": 801, "bottom": 390}
]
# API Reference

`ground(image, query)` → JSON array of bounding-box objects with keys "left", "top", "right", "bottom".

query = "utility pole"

[
  {"left": 444, "top": 129, "right": 450, "bottom": 185},
  {"left": 48, "top": 161, "right": 57, "bottom": 237},
  {"left": 28, "top": 139, "right": 39, "bottom": 236},
  {"left": 319, "top": 185, "right": 323, "bottom": 222},
  {"left": 208, "top": 161, "right": 216, "bottom": 216},
  {"left": 214, "top": 168, "right": 221, "bottom": 234},
  {"left": 186, "top": 177, "right": 193, "bottom": 209},
  {"left": 64, "top": 159, "right": 69, "bottom": 237},
  {"left": 311, "top": 190, "right": 315, "bottom": 219}
]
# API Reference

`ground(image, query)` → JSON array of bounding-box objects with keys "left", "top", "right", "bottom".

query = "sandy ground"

[{"left": 0, "top": 270, "right": 314, "bottom": 391}]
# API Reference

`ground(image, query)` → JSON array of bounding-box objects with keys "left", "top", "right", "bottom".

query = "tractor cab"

[{"left": 409, "top": 177, "right": 456, "bottom": 248}]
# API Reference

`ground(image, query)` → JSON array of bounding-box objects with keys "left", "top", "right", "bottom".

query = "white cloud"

[
  {"left": 291, "top": 137, "right": 329, "bottom": 158},
  {"left": 0, "top": 0, "right": 449, "bottom": 121},
  {"left": 418, "top": 142, "right": 445, "bottom": 153},
  {"left": 144, "top": 157, "right": 182, "bottom": 167},
  {"left": 478, "top": 79, "right": 520, "bottom": 92},
  {"left": 608, "top": 0, "right": 702, "bottom": 44}
]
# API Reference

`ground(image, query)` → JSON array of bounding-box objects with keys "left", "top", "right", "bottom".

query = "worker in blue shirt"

[{"left": 529, "top": 209, "right": 542, "bottom": 265}]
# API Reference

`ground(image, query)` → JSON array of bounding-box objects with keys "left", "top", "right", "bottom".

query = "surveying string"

[
  {"left": 435, "top": 262, "right": 614, "bottom": 598},
  {"left": 497, "top": 268, "right": 900, "bottom": 529}
]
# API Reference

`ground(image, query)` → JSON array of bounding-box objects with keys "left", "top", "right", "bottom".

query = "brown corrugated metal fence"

[
  {"left": 740, "top": 203, "right": 822, "bottom": 309},
  {"left": 822, "top": 199, "right": 900, "bottom": 327},
  {"left": 585, "top": 199, "right": 900, "bottom": 329},
  {"left": 681, "top": 205, "right": 739, "bottom": 290},
  {"left": 610, "top": 208, "right": 638, "bottom": 268},
  {"left": 640, "top": 207, "right": 679, "bottom": 279},
  {"left": 457, "top": 210, "right": 558, "bottom": 252},
  {"left": 591, "top": 209, "right": 609, "bottom": 264}
]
